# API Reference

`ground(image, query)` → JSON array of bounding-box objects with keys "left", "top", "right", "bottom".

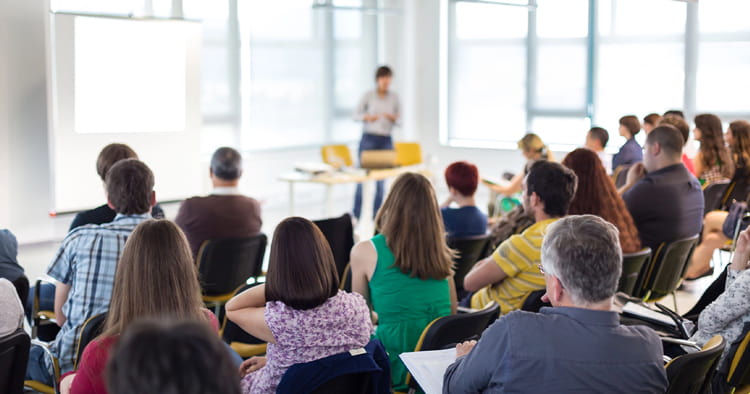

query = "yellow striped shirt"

[{"left": 471, "top": 218, "right": 557, "bottom": 312}]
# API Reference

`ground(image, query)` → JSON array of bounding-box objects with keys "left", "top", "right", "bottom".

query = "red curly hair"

[{"left": 562, "top": 148, "right": 642, "bottom": 254}]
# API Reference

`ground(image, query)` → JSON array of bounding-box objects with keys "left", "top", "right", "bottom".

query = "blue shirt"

[
  {"left": 612, "top": 138, "right": 643, "bottom": 171},
  {"left": 443, "top": 307, "right": 668, "bottom": 393},
  {"left": 441, "top": 206, "right": 488, "bottom": 238},
  {"left": 47, "top": 213, "right": 151, "bottom": 373}
]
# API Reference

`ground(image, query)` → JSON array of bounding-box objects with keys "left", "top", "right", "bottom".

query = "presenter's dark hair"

[
  {"left": 106, "top": 159, "right": 154, "bottom": 215},
  {"left": 646, "top": 125, "right": 684, "bottom": 158},
  {"left": 106, "top": 319, "right": 240, "bottom": 394},
  {"left": 97, "top": 143, "right": 138, "bottom": 181},
  {"left": 588, "top": 127, "right": 609, "bottom": 148},
  {"left": 619, "top": 115, "right": 641, "bottom": 137},
  {"left": 210, "top": 147, "right": 243, "bottom": 180},
  {"left": 375, "top": 65, "right": 393, "bottom": 81},
  {"left": 265, "top": 217, "right": 339, "bottom": 310},
  {"left": 659, "top": 115, "right": 690, "bottom": 145},
  {"left": 525, "top": 161, "right": 577, "bottom": 218}
]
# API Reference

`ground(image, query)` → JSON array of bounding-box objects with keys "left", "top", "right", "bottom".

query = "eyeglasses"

[{"left": 537, "top": 263, "right": 547, "bottom": 275}]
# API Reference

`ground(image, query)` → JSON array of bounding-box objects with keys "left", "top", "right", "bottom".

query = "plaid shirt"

[{"left": 47, "top": 213, "right": 150, "bottom": 373}]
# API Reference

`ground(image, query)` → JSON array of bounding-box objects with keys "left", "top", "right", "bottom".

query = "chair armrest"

[
  {"left": 457, "top": 306, "right": 477, "bottom": 314},
  {"left": 661, "top": 337, "right": 702, "bottom": 351},
  {"left": 29, "top": 339, "right": 60, "bottom": 391}
]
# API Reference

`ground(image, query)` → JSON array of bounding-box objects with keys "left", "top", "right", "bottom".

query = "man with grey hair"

[
  {"left": 443, "top": 215, "right": 668, "bottom": 393},
  {"left": 175, "top": 147, "right": 262, "bottom": 257}
]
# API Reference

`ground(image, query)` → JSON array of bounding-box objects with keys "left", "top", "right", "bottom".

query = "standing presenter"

[{"left": 352, "top": 65, "right": 400, "bottom": 220}]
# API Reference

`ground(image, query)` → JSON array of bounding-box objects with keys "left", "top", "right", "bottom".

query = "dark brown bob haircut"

[
  {"left": 659, "top": 115, "right": 690, "bottom": 145},
  {"left": 619, "top": 115, "right": 642, "bottom": 137},
  {"left": 265, "top": 217, "right": 339, "bottom": 310},
  {"left": 97, "top": 143, "right": 138, "bottom": 181},
  {"left": 106, "top": 159, "right": 155, "bottom": 215}
]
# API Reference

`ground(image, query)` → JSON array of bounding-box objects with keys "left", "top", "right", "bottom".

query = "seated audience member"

[
  {"left": 0, "top": 229, "right": 27, "bottom": 301},
  {"left": 584, "top": 126, "right": 612, "bottom": 174},
  {"left": 612, "top": 115, "right": 643, "bottom": 171},
  {"left": 62, "top": 219, "right": 219, "bottom": 394},
  {"left": 483, "top": 133, "right": 552, "bottom": 198},
  {"left": 350, "top": 173, "right": 456, "bottom": 391},
  {"left": 643, "top": 113, "right": 662, "bottom": 134},
  {"left": 440, "top": 161, "right": 488, "bottom": 238},
  {"left": 464, "top": 161, "right": 577, "bottom": 312},
  {"left": 106, "top": 319, "right": 240, "bottom": 394},
  {"left": 620, "top": 125, "right": 704, "bottom": 252},
  {"left": 443, "top": 215, "right": 668, "bottom": 393},
  {"left": 664, "top": 109, "right": 685, "bottom": 119},
  {"left": 0, "top": 278, "right": 24, "bottom": 338},
  {"left": 175, "top": 147, "right": 262, "bottom": 257},
  {"left": 25, "top": 159, "right": 156, "bottom": 385},
  {"left": 693, "top": 114, "right": 734, "bottom": 185},
  {"left": 228, "top": 217, "right": 372, "bottom": 394},
  {"left": 69, "top": 143, "right": 164, "bottom": 230},
  {"left": 562, "top": 148, "right": 641, "bottom": 253},
  {"left": 685, "top": 120, "right": 750, "bottom": 279},
  {"left": 659, "top": 114, "right": 696, "bottom": 175}
]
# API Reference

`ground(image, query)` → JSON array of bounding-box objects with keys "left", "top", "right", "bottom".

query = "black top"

[
  {"left": 623, "top": 164, "right": 704, "bottom": 251},
  {"left": 69, "top": 203, "right": 165, "bottom": 231},
  {"left": 0, "top": 229, "right": 23, "bottom": 282}
]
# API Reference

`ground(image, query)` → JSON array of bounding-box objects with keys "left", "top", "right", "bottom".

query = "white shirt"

[
  {"left": 211, "top": 186, "right": 242, "bottom": 196},
  {"left": 0, "top": 278, "right": 23, "bottom": 337},
  {"left": 597, "top": 151, "right": 613, "bottom": 175}
]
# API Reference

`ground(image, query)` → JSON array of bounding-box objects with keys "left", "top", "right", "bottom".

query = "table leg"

[
  {"left": 288, "top": 182, "right": 295, "bottom": 216},
  {"left": 358, "top": 179, "right": 375, "bottom": 239}
]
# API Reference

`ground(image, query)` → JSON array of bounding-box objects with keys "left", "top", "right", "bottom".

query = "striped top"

[{"left": 470, "top": 218, "right": 557, "bottom": 312}]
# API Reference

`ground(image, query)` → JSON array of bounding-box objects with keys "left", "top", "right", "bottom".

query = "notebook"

[{"left": 399, "top": 348, "right": 457, "bottom": 394}]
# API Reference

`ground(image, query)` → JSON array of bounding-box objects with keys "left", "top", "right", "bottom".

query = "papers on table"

[
  {"left": 621, "top": 302, "right": 676, "bottom": 327},
  {"left": 399, "top": 348, "right": 457, "bottom": 394}
]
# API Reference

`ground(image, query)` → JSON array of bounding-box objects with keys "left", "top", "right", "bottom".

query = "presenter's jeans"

[{"left": 353, "top": 133, "right": 393, "bottom": 220}]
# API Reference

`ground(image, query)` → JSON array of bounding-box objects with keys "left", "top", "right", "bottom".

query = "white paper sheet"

[
  {"left": 399, "top": 348, "right": 457, "bottom": 394},
  {"left": 622, "top": 302, "right": 676, "bottom": 327}
]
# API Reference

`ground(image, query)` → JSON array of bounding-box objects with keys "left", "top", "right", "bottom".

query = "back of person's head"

[
  {"left": 444, "top": 161, "right": 479, "bottom": 197},
  {"left": 103, "top": 219, "right": 204, "bottom": 337},
  {"left": 619, "top": 115, "right": 641, "bottom": 137},
  {"left": 518, "top": 133, "right": 550, "bottom": 160},
  {"left": 97, "top": 143, "right": 138, "bottom": 181},
  {"left": 587, "top": 127, "right": 609, "bottom": 148},
  {"left": 106, "top": 319, "right": 240, "bottom": 394},
  {"left": 375, "top": 172, "right": 454, "bottom": 280},
  {"left": 643, "top": 113, "right": 662, "bottom": 128},
  {"left": 659, "top": 115, "right": 690, "bottom": 146},
  {"left": 0, "top": 229, "right": 18, "bottom": 265},
  {"left": 695, "top": 113, "right": 733, "bottom": 178},
  {"left": 541, "top": 215, "right": 622, "bottom": 306},
  {"left": 375, "top": 65, "right": 392, "bottom": 81},
  {"left": 105, "top": 159, "right": 155, "bottom": 215},
  {"left": 210, "top": 147, "right": 243, "bottom": 181},
  {"left": 525, "top": 161, "right": 577, "bottom": 218},
  {"left": 663, "top": 109, "right": 685, "bottom": 119},
  {"left": 646, "top": 125, "right": 683, "bottom": 160},
  {"left": 265, "top": 217, "right": 339, "bottom": 310},
  {"left": 729, "top": 120, "right": 750, "bottom": 166}
]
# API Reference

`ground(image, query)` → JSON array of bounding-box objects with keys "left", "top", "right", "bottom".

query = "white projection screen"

[{"left": 47, "top": 13, "right": 203, "bottom": 213}]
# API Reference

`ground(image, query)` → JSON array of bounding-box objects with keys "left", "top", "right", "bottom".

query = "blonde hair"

[
  {"left": 518, "top": 133, "right": 553, "bottom": 161},
  {"left": 374, "top": 173, "right": 454, "bottom": 280}
]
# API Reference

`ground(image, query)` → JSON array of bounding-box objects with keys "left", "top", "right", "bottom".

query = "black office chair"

[
  {"left": 447, "top": 234, "right": 491, "bottom": 300},
  {"left": 74, "top": 312, "right": 107, "bottom": 370},
  {"left": 635, "top": 235, "right": 699, "bottom": 310},
  {"left": 664, "top": 335, "right": 726, "bottom": 394},
  {"left": 703, "top": 180, "right": 731, "bottom": 215},
  {"left": 221, "top": 284, "right": 267, "bottom": 359},
  {"left": 520, "top": 289, "right": 550, "bottom": 313},
  {"left": 30, "top": 278, "right": 60, "bottom": 342},
  {"left": 0, "top": 328, "right": 30, "bottom": 394},
  {"left": 724, "top": 328, "right": 750, "bottom": 394},
  {"left": 314, "top": 214, "right": 355, "bottom": 279},
  {"left": 618, "top": 248, "right": 652, "bottom": 296},
  {"left": 10, "top": 275, "right": 29, "bottom": 309},
  {"left": 613, "top": 165, "right": 632, "bottom": 188},
  {"left": 196, "top": 234, "right": 267, "bottom": 315},
  {"left": 721, "top": 175, "right": 750, "bottom": 212}
]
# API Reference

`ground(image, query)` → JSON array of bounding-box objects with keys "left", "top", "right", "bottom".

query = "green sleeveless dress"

[{"left": 369, "top": 234, "right": 452, "bottom": 391}]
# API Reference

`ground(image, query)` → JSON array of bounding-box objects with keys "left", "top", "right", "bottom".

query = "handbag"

[{"left": 722, "top": 201, "right": 749, "bottom": 239}]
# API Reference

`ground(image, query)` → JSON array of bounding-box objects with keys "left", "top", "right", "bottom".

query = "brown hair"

[
  {"left": 562, "top": 149, "right": 641, "bottom": 253},
  {"left": 695, "top": 114, "right": 734, "bottom": 179},
  {"left": 105, "top": 159, "right": 155, "bottom": 215},
  {"left": 619, "top": 115, "right": 641, "bottom": 137},
  {"left": 102, "top": 220, "right": 205, "bottom": 338},
  {"left": 659, "top": 115, "right": 690, "bottom": 145},
  {"left": 518, "top": 133, "right": 552, "bottom": 161},
  {"left": 375, "top": 173, "right": 454, "bottom": 280},
  {"left": 265, "top": 217, "right": 339, "bottom": 310},
  {"left": 643, "top": 113, "right": 662, "bottom": 127},
  {"left": 97, "top": 144, "right": 138, "bottom": 181},
  {"left": 647, "top": 125, "right": 684, "bottom": 159},
  {"left": 729, "top": 120, "right": 750, "bottom": 169}
]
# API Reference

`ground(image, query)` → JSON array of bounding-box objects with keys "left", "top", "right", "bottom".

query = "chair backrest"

[
  {"left": 520, "top": 289, "right": 550, "bottom": 313},
  {"left": 415, "top": 302, "right": 500, "bottom": 352},
  {"left": 703, "top": 180, "right": 731, "bottom": 215},
  {"left": 313, "top": 214, "right": 354, "bottom": 278},
  {"left": 222, "top": 284, "right": 266, "bottom": 345},
  {"left": 446, "top": 234, "right": 491, "bottom": 298},
  {"left": 665, "top": 335, "right": 726, "bottom": 394},
  {"left": 196, "top": 234, "right": 267, "bottom": 296},
  {"left": 321, "top": 145, "right": 354, "bottom": 168},
  {"left": 728, "top": 329, "right": 750, "bottom": 390},
  {"left": 10, "top": 276, "right": 29, "bottom": 308},
  {"left": 0, "top": 328, "right": 30, "bottom": 394},
  {"left": 636, "top": 234, "right": 699, "bottom": 301},
  {"left": 74, "top": 312, "right": 107, "bottom": 369},
  {"left": 338, "top": 263, "right": 352, "bottom": 292},
  {"left": 722, "top": 171, "right": 750, "bottom": 211},
  {"left": 613, "top": 165, "right": 632, "bottom": 188},
  {"left": 394, "top": 142, "right": 422, "bottom": 166},
  {"left": 618, "top": 248, "right": 652, "bottom": 296}
]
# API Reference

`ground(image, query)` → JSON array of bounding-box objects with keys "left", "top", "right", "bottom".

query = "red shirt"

[{"left": 682, "top": 153, "right": 696, "bottom": 175}]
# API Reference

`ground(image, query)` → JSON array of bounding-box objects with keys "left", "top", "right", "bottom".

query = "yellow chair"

[
  {"left": 23, "top": 340, "right": 60, "bottom": 394},
  {"left": 727, "top": 330, "right": 750, "bottom": 394},
  {"left": 394, "top": 142, "right": 422, "bottom": 166},
  {"left": 663, "top": 335, "right": 726, "bottom": 394},
  {"left": 321, "top": 145, "right": 354, "bottom": 168}
]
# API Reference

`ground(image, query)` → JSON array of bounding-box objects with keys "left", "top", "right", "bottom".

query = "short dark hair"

[
  {"left": 106, "top": 159, "right": 154, "bottom": 215},
  {"left": 106, "top": 319, "right": 240, "bottom": 394},
  {"left": 658, "top": 115, "right": 690, "bottom": 145},
  {"left": 646, "top": 125, "right": 683, "bottom": 158},
  {"left": 588, "top": 127, "right": 609, "bottom": 148},
  {"left": 97, "top": 143, "right": 138, "bottom": 181},
  {"left": 643, "top": 113, "right": 662, "bottom": 127},
  {"left": 663, "top": 109, "right": 685, "bottom": 119},
  {"left": 265, "top": 217, "right": 339, "bottom": 310},
  {"left": 375, "top": 65, "right": 392, "bottom": 81},
  {"left": 526, "top": 161, "right": 578, "bottom": 218},
  {"left": 619, "top": 115, "right": 641, "bottom": 137},
  {"left": 210, "top": 147, "right": 242, "bottom": 181},
  {"left": 444, "top": 161, "right": 479, "bottom": 197}
]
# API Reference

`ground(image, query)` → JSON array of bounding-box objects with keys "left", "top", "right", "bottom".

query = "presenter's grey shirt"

[
  {"left": 353, "top": 90, "right": 400, "bottom": 136},
  {"left": 443, "top": 307, "right": 668, "bottom": 393}
]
